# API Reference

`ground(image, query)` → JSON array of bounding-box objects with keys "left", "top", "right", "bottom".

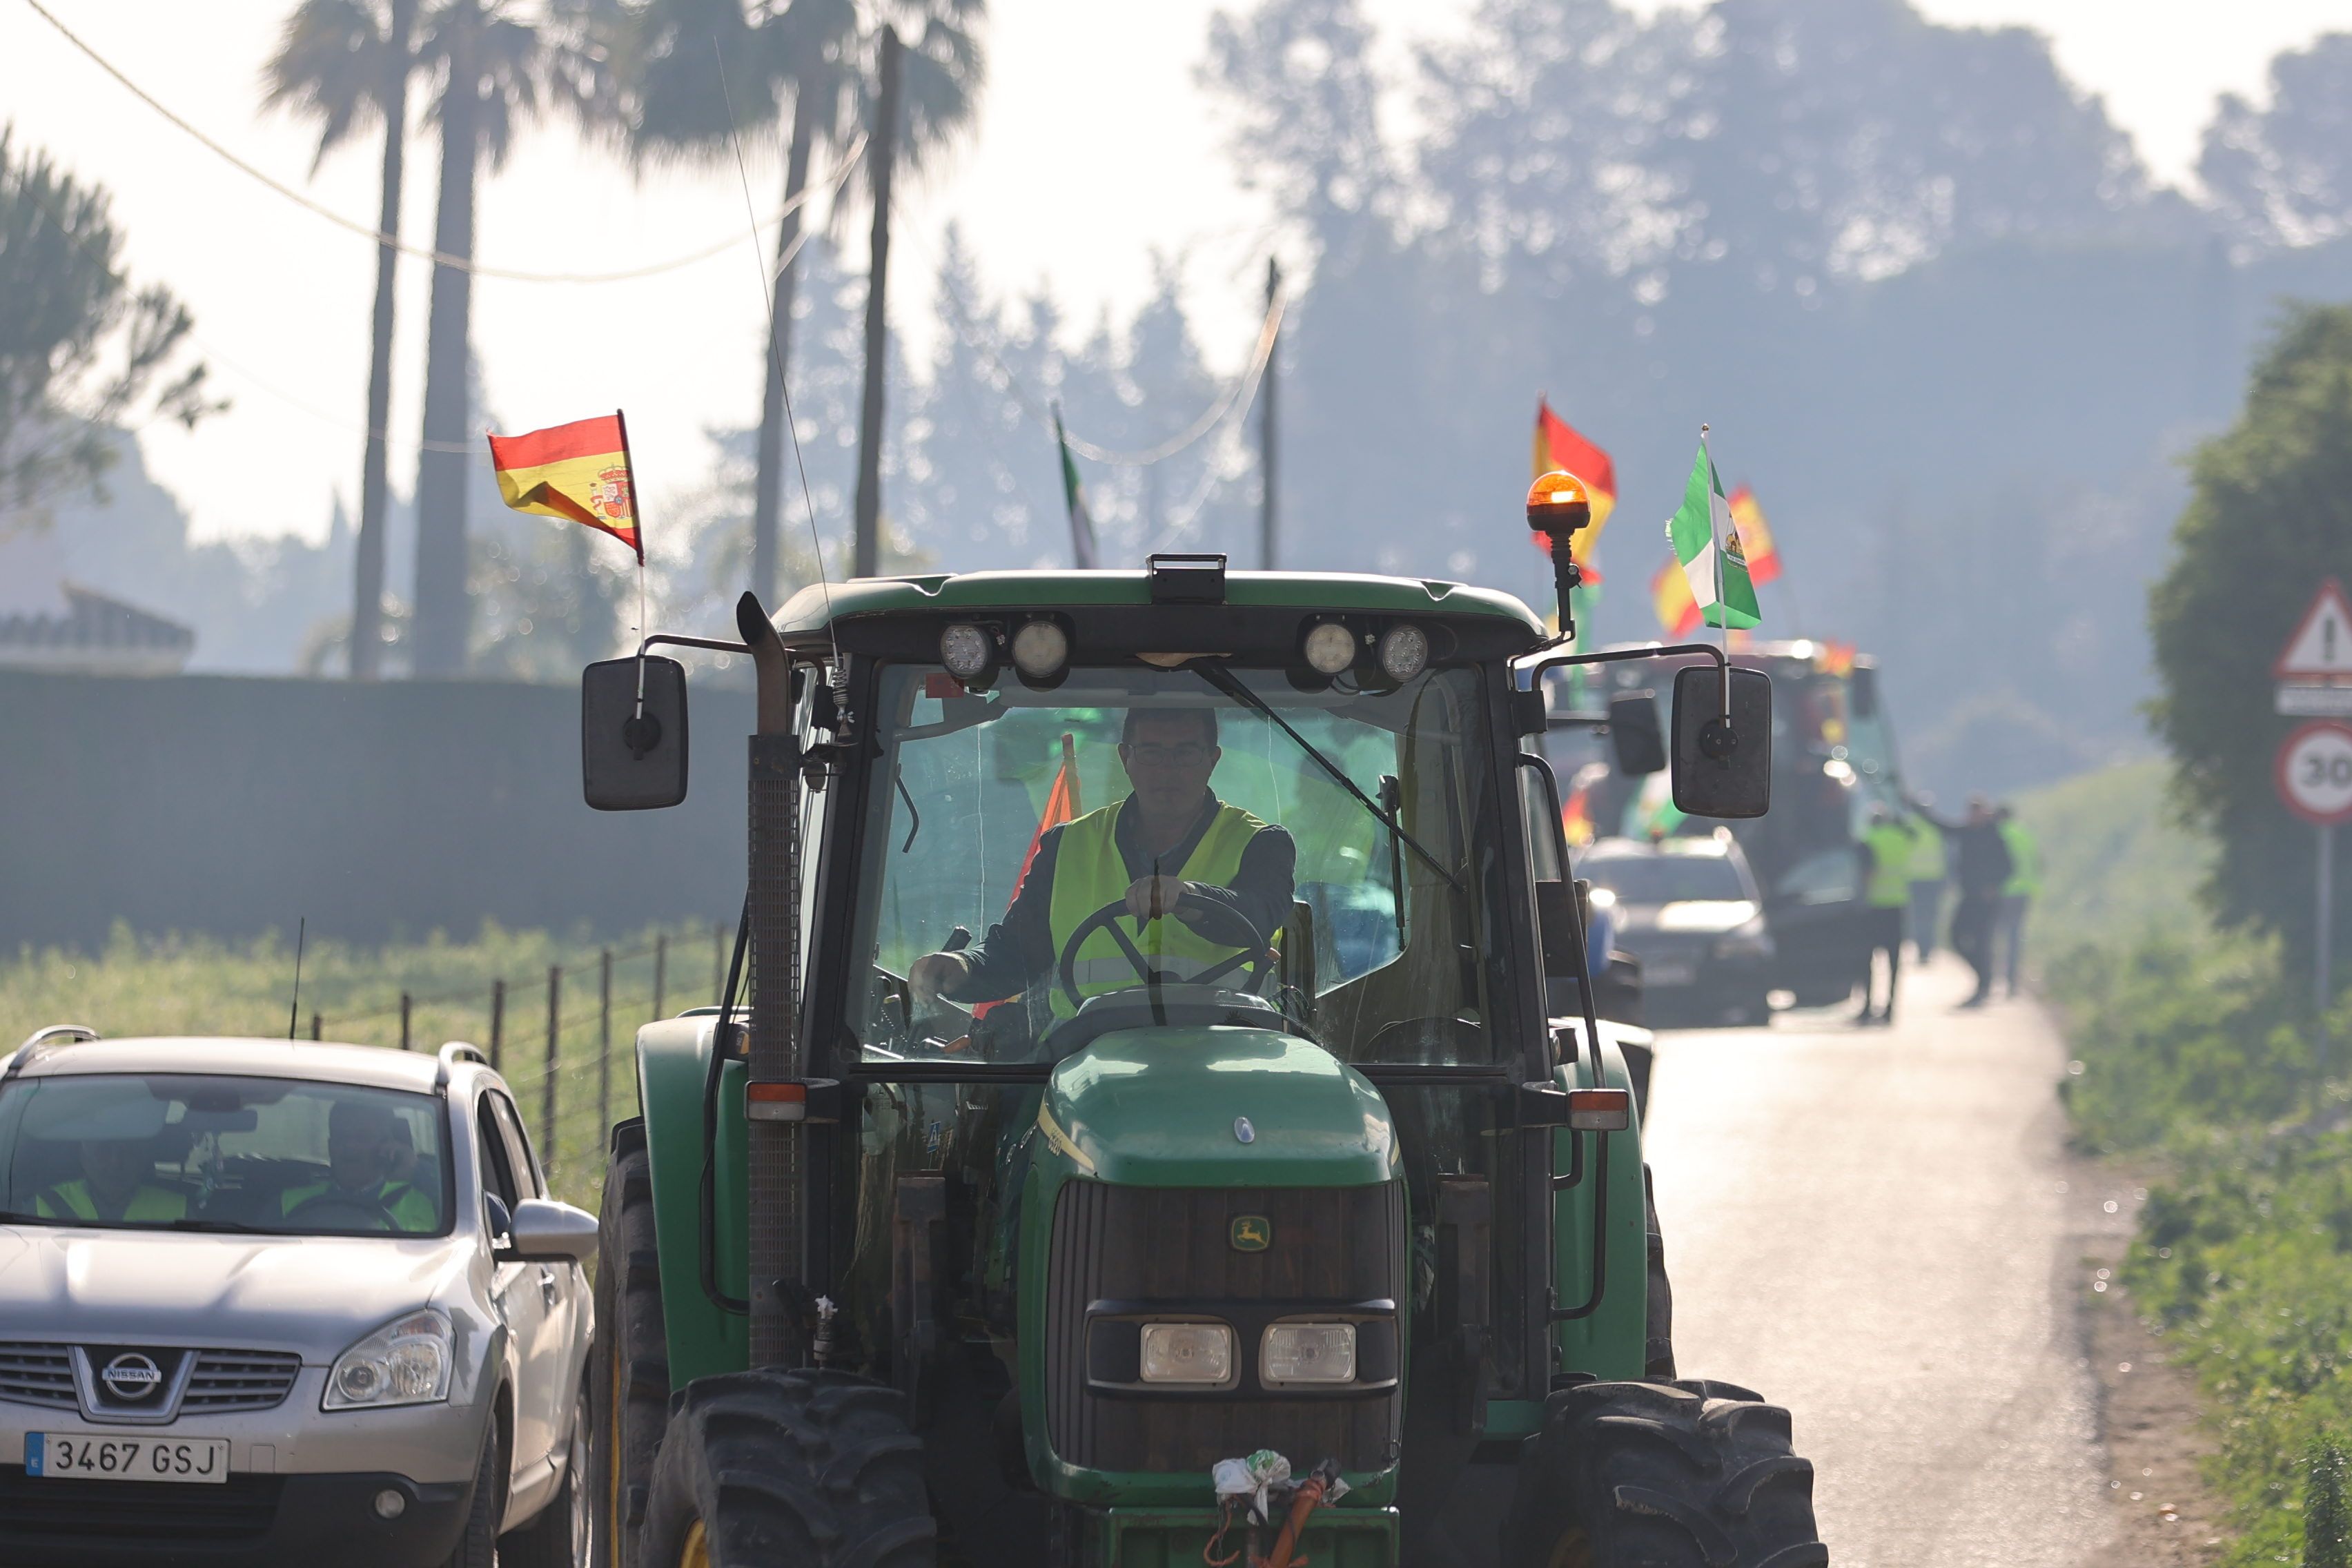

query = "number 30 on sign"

[{"left": 2277, "top": 721, "right": 2352, "bottom": 825}]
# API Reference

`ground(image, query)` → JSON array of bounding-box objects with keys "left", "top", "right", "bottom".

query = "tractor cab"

[{"left": 578, "top": 556, "right": 1819, "bottom": 1568}]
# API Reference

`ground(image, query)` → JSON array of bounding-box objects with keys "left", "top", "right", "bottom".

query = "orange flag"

[
  {"left": 1726, "top": 484, "right": 1781, "bottom": 587},
  {"left": 972, "top": 735, "right": 1083, "bottom": 1023},
  {"left": 487, "top": 412, "right": 642, "bottom": 560},
  {"left": 1532, "top": 398, "right": 1618, "bottom": 579}
]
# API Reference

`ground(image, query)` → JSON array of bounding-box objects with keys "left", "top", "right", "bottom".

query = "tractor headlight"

[
  {"left": 1302, "top": 620, "right": 1357, "bottom": 676},
  {"left": 1262, "top": 1322, "right": 1356, "bottom": 1384},
  {"left": 939, "top": 623, "right": 995, "bottom": 681},
  {"left": 1138, "top": 1322, "right": 1234, "bottom": 1384},
  {"left": 1010, "top": 619, "right": 1069, "bottom": 680},
  {"left": 324, "top": 1308, "right": 451, "bottom": 1411},
  {"left": 1377, "top": 623, "right": 1429, "bottom": 681}
]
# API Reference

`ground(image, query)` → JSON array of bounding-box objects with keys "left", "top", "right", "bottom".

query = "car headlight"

[
  {"left": 1138, "top": 1322, "right": 1234, "bottom": 1384},
  {"left": 1262, "top": 1322, "right": 1357, "bottom": 1384},
  {"left": 1714, "top": 923, "right": 1775, "bottom": 961},
  {"left": 324, "top": 1308, "right": 451, "bottom": 1411}
]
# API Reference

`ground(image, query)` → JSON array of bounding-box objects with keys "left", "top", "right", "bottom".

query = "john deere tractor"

[{"left": 577, "top": 540, "right": 1823, "bottom": 1566}]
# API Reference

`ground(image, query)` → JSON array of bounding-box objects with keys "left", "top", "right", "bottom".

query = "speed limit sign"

[{"left": 2277, "top": 721, "right": 2352, "bottom": 825}]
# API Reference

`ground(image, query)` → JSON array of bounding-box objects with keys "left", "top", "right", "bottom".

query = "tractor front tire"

[
  {"left": 638, "top": 1370, "right": 935, "bottom": 1568},
  {"left": 1502, "top": 1380, "right": 1824, "bottom": 1568},
  {"left": 590, "top": 1120, "right": 669, "bottom": 1568}
]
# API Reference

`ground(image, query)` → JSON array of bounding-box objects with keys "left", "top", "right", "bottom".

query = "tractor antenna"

[{"left": 286, "top": 917, "right": 307, "bottom": 1041}]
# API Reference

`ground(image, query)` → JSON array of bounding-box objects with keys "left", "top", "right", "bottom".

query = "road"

[{"left": 1643, "top": 954, "right": 2117, "bottom": 1566}]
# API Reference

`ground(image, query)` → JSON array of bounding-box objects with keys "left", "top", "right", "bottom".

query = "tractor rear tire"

[
  {"left": 590, "top": 1120, "right": 669, "bottom": 1568},
  {"left": 638, "top": 1370, "right": 935, "bottom": 1568},
  {"left": 1501, "top": 1380, "right": 1824, "bottom": 1567}
]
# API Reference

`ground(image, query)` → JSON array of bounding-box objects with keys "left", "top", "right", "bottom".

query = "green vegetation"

[
  {"left": 1, "top": 921, "right": 727, "bottom": 1207},
  {"left": 2015, "top": 756, "right": 2215, "bottom": 956}
]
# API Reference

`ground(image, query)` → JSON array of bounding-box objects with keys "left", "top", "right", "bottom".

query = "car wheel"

[
  {"left": 444, "top": 1420, "right": 502, "bottom": 1568},
  {"left": 502, "top": 1379, "right": 591, "bottom": 1568}
]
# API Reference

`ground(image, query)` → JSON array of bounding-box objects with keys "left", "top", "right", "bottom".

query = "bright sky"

[{"left": 1, "top": 0, "right": 2344, "bottom": 546}]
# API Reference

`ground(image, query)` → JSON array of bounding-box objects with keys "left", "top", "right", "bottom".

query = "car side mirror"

[
  {"left": 503, "top": 1197, "right": 599, "bottom": 1266},
  {"left": 583, "top": 655, "right": 689, "bottom": 810},
  {"left": 1606, "top": 693, "right": 1666, "bottom": 776},
  {"left": 1670, "top": 666, "right": 1772, "bottom": 819}
]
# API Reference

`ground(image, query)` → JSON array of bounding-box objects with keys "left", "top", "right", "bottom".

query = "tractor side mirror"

[
  {"left": 1669, "top": 666, "right": 1772, "bottom": 819},
  {"left": 1606, "top": 693, "right": 1666, "bottom": 776},
  {"left": 1533, "top": 879, "right": 1580, "bottom": 979},
  {"left": 583, "top": 655, "right": 689, "bottom": 811}
]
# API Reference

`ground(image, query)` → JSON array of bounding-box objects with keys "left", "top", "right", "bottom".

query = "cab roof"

[
  {"left": 772, "top": 569, "right": 1547, "bottom": 643},
  {"left": 5, "top": 1037, "right": 446, "bottom": 1093}
]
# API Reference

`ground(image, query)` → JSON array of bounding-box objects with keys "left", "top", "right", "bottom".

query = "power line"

[{"left": 19, "top": 0, "right": 860, "bottom": 286}]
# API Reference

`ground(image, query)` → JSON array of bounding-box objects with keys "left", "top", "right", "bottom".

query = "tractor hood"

[{"left": 1038, "top": 1028, "right": 1398, "bottom": 1187}]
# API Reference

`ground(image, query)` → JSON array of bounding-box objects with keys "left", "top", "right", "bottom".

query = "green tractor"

[{"left": 576, "top": 544, "right": 1823, "bottom": 1567}]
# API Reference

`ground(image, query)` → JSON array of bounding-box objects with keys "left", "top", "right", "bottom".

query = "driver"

[
  {"left": 910, "top": 707, "right": 1296, "bottom": 1020},
  {"left": 280, "top": 1101, "right": 436, "bottom": 1232},
  {"left": 35, "top": 1123, "right": 186, "bottom": 1225}
]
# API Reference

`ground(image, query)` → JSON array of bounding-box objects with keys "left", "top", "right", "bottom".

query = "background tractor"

[{"left": 577, "top": 550, "right": 1824, "bottom": 1567}]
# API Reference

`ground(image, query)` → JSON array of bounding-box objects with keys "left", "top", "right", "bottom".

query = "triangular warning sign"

[{"left": 2277, "top": 578, "right": 2352, "bottom": 679}]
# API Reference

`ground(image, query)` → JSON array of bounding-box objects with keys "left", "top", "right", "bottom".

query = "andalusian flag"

[
  {"left": 1052, "top": 404, "right": 1101, "bottom": 569},
  {"left": 1532, "top": 398, "right": 1617, "bottom": 578},
  {"left": 1727, "top": 484, "right": 1781, "bottom": 586},
  {"left": 1650, "top": 555, "right": 1702, "bottom": 638},
  {"left": 1665, "top": 433, "right": 1759, "bottom": 630},
  {"left": 487, "top": 413, "right": 641, "bottom": 560}
]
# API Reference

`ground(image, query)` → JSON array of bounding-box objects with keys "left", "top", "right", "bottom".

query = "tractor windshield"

[{"left": 845, "top": 659, "right": 1519, "bottom": 1068}]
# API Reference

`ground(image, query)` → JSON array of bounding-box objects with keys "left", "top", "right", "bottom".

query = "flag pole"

[
  {"left": 616, "top": 407, "right": 649, "bottom": 719},
  {"left": 1702, "top": 424, "right": 1729, "bottom": 718}
]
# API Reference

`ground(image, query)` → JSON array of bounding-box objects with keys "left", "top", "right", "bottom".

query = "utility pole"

[
  {"left": 852, "top": 26, "right": 903, "bottom": 581},
  {"left": 1260, "top": 257, "right": 1280, "bottom": 571},
  {"left": 350, "top": 0, "right": 415, "bottom": 680}
]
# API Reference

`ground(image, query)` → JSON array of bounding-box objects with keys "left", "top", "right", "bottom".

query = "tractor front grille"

[{"left": 1044, "top": 1180, "right": 1407, "bottom": 1474}]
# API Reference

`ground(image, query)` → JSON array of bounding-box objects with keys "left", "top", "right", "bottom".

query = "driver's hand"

[
  {"left": 908, "top": 951, "right": 971, "bottom": 1007},
  {"left": 1124, "top": 875, "right": 1189, "bottom": 922}
]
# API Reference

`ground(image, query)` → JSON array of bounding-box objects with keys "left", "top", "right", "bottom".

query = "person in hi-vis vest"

[
  {"left": 910, "top": 707, "right": 1297, "bottom": 1019},
  {"left": 33, "top": 1118, "right": 187, "bottom": 1225}
]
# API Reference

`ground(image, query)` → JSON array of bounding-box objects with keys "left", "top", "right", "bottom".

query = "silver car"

[{"left": 0, "top": 1030, "right": 598, "bottom": 1567}]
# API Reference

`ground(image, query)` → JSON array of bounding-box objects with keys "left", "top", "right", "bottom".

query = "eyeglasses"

[{"left": 1124, "top": 742, "right": 1213, "bottom": 767}]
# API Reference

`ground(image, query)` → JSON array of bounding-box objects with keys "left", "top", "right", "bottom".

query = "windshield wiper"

[
  {"left": 164, "top": 1217, "right": 266, "bottom": 1233},
  {"left": 1190, "top": 664, "right": 1463, "bottom": 893}
]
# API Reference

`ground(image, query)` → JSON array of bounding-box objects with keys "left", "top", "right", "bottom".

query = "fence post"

[
  {"left": 489, "top": 979, "right": 505, "bottom": 1071},
  {"left": 400, "top": 993, "right": 411, "bottom": 1051},
  {"left": 310, "top": 1012, "right": 322, "bottom": 1041},
  {"left": 2313, "top": 1438, "right": 2350, "bottom": 1568},
  {"left": 653, "top": 934, "right": 667, "bottom": 1021},
  {"left": 543, "top": 966, "right": 561, "bottom": 1159},
  {"left": 598, "top": 948, "right": 614, "bottom": 1135}
]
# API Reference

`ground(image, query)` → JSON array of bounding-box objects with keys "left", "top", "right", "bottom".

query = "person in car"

[
  {"left": 280, "top": 1099, "right": 437, "bottom": 1231},
  {"left": 33, "top": 1110, "right": 187, "bottom": 1224},
  {"left": 909, "top": 707, "right": 1297, "bottom": 1019}
]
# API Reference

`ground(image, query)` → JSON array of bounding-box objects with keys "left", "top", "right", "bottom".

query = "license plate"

[
  {"left": 1645, "top": 961, "right": 1697, "bottom": 986},
  {"left": 26, "top": 1433, "right": 230, "bottom": 1483}
]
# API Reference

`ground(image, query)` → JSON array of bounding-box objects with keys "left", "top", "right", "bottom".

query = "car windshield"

[
  {"left": 1583, "top": 849, "right": 1750, "bottom": 905},
  {"left": 847, "top": 660, "right": 1518, "bottom": 1067},
  {"left": 0, "top": 1074, "right": 451, "bottom": 1237}
]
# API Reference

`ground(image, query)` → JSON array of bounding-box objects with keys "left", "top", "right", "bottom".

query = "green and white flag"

[
  {"left": 1052, "top": 404, "right": 1101, "bottom": 569},
  {"left": 1665, "top": 430, "right": 1760, "bottom": 630}
]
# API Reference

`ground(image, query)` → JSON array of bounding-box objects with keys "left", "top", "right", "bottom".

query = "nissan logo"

[{"left": 100, "top": 1353, "right": 163, "bottom": 1401}]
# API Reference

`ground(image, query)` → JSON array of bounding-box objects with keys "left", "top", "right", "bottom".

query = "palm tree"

[
  {"left": 409, "top": 0, "right": 624, "bottom": 678},
  {"left": 264, "top": 0, "right": 422, "bottom": 680},
  {"left": 623, "top": 0, "right": 983, "bottom": 606}
]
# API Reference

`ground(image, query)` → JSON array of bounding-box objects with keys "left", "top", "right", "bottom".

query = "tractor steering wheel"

[{"left": 1055, "top": 896, "right": 1275, "bottom": 1014}]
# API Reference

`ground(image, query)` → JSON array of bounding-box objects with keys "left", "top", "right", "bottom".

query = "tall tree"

[
  {"left": 622, "top": 0, "right": 984, "bottom": 605},
  {"left": 2201, "top": 32, "right": 2352, "bottom": 253},
  {"left": 409, "top": 0, "right": 621, "bottom": 677},
  {"left": 0, "top": 127, "right": 217, "bottom": 537},
  {"left": 264, "top": 0, "right": 422, "bottom": 680}
]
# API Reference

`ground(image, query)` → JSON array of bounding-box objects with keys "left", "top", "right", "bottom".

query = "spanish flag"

[
  {"left": 1532, "top": 398, "right": 1617, "bottom": 578},
  {"left": 487, "top": 412, "right": 641, "bottom": 560},
  {"left": 1727, "top": 483, "right": 1781, "bottom": 587},
  {"left": 1650, "top": 554, "right": 1703, "bottom": 638}
]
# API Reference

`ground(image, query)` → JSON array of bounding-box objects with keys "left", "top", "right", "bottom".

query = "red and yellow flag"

[
  {"left": 1650, "top": 554, "right": 1703, "bottom": 638},
  {"left": 971, "top": 734, "right": 1083, "bottom": 1023},
  {"left": 1531, "top": 398, "right": 1618, "bottom": 579},
  {"left": 487, "top": 412, "right": 641, "bottom": 560},
  {"left": 1726, "top": 484, "right": 1781, "bottom": 587}
]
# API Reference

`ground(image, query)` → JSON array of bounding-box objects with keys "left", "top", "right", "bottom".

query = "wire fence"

[{"left": 308, "top": 920, "right": 735, "bottom": 1210}]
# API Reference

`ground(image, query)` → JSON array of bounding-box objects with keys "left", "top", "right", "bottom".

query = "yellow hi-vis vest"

[
  {"left": 35, "top": 1179, "right": 186, "bottom": 1224},
  {"left": 1863, "top": 823, "right": 1914, "bottom": 908},
  {"left": 1047, "top": 798, "right": 1268, "bottom": 1019}
]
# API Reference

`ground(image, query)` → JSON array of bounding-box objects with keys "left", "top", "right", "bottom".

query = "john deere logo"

[{"left": 1229, "top": 1215, "right": 1272, "bottom": 1253}]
